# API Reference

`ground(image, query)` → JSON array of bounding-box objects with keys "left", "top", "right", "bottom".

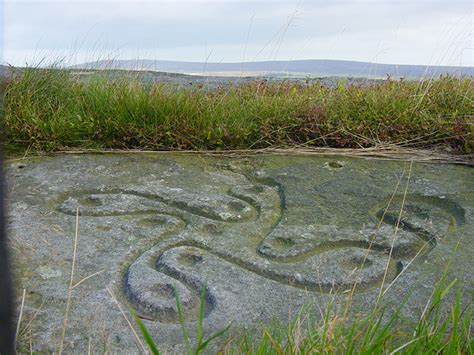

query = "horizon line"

[{"left": 71, "top": 58, "right": 474, "bottom": 69}]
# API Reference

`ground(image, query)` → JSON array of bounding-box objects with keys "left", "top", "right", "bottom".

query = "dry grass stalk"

[
  {"left": 342, "top": 166, "right": 406, "bottom": 318},
  {"left": 58, "top": 207, "right": 80, "bottom": 354},
  {"left": 46, "top": 147, "right": 474, "bottom": 165},
  {"left": 106, "top": 288, "right": 148, "bottom": 354},
  {"left": 71, "top": 269, "right": 105, "bottom": 290},
  {"left": 377, "top": 160, "right": 413, "bottom": 303},
  {"left": 15, "top": 288, "right": 27, "bottom": 348}
]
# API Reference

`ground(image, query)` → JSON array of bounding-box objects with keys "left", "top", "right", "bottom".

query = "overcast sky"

[{"left": 1, "top": 0, "right": 473, "bottom": 66}]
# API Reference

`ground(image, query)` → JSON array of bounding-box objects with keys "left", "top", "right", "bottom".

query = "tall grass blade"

[
  {"left": 131, "top": 310, "right": 160, "bottom": 355},
  {"left": 174, "top": 286, "right": 192, "bottom": 354},
  {"left": 195, "top": 324, "right": 231, "bottom": 353},
  {"left": 196, "top": 284, "right": 206, "bottom": 352}
]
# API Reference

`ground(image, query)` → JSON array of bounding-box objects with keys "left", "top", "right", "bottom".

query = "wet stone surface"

[{"left": 6, "top": 154, "right": 473, "bottom": 353}]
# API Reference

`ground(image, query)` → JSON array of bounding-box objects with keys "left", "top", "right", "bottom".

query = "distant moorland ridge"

[{"left": 70, "top": 59, "right": 474, "bottom": 78}]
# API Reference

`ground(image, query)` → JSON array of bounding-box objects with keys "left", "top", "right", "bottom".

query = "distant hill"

[
  {"left": 0, "top": 64, "right": 384, "bottom": 89},
  {"left": 70, "top": 59, "right": 473, "bottom": 78}
]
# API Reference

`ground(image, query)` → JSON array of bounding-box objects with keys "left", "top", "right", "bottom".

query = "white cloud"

[{"left": 2, "top": 0, "right": 473, "bottom": 66}]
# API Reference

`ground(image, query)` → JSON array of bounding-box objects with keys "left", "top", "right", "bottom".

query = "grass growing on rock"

[
  {"left": 133, "top": 272, "right": 472, "bottom": 354},
  {"left": 2, "top": 67, "right": 473, "bottom": 154}
]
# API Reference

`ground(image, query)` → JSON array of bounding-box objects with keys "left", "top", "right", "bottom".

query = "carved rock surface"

[{"left": 6, "top": 154, "right": 473, "bottom": 353}]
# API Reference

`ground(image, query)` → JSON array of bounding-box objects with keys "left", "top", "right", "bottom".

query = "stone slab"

[{"left": 6, "top": 153, "right": 473, "bottom": 353}]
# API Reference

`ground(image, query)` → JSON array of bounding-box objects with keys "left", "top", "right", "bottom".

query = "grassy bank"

[
  {"left": 129, "top": 273, "right": 472, "bottom": 354},
  {"left": 2, "top": 67, "right": 473, "bottom": 154}
]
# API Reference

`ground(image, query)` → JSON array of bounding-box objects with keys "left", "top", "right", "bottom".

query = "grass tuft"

[
  {"left": 132, "top": 274, "right": 472, "bottom": 354},
  {"left": 225, "top": 277, "right": 471, "bottom": 353},
  {"left": 2, "top": 66, "right": 472, "bottom": 154}
]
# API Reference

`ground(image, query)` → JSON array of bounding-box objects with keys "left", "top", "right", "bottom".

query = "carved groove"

[{"left": 54, "top": 167, "right": 464, "bottom": 323}]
